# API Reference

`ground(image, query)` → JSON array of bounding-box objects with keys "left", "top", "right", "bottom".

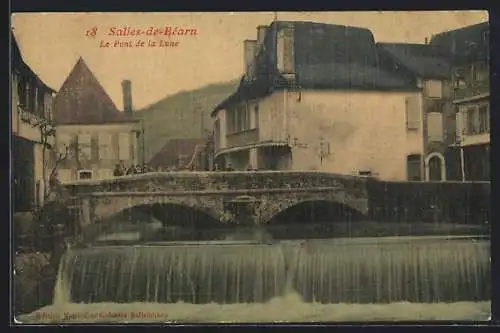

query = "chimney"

[
  {"left": 243, "top": 40, "right": 257, "bottom": 78},
  {"left": 122, "top": 80, "right": 132, "bottom": 113},
  {"left": 257, "top": 25, "right": 268, "bottom": 46}
]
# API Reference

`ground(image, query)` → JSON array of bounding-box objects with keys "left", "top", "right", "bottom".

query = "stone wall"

[
  {"left": 367, "top": 180, "right": 490, "bottom": 224},
  {"left": 63, "top": 171, "right": 369, "bottom": 195}
]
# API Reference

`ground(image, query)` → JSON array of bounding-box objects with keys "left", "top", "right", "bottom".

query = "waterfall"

[{"left": 53, "top": 236, "right": 490, "bottom": 306}]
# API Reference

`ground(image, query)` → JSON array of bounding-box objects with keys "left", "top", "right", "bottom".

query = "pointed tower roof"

[{"left": 53, "top": 57, "right": 136, "bottom": 125}]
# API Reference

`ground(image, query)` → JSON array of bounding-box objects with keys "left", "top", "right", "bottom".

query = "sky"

[{"left": 11, "top": 11, "right": 488, "bottom": 110}]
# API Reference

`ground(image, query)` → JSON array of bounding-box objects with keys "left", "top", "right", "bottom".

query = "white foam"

[{"left": 17, "top": 294, "right": 491, "bottom": 323}]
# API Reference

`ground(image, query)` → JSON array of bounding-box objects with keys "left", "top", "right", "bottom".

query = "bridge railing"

[{"left": 62, "top": 171, "right": 372, "bottom": 195}]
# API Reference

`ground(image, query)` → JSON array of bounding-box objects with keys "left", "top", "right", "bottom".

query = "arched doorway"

[
  {"left": 425, "top": 152, "right": 446, "bottom": 181},
  {"left": 428, "top": 156, "right": 442, "bottom": 181}
]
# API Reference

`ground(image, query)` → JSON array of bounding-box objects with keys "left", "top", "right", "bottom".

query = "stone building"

[
  {"left": 211, "top": 21, "right": 428, "bottom": 181},
  {"left": 430, "top": 22, "right": 490, "bottom": 181},
  {"left": 377, "top": 42, "right": 454, "bottom": 181},
  {"left": 52, "top": 58, "right": 144, "bottom": 182},
  {"left": 11, "top": 32, "right": 56, "bottom": 212}
]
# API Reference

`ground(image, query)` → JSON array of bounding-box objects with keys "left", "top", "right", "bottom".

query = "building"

[
  {"left": 430, "top": 22, "right": 490, "bottom": 181},
  {"left": 52, "top": 58, "right": 144, "bottom": 182},
  {"left": 377, "top": 42, "right": 454, "bottom": 181},
  {"left": 148, "top": 138, "right": 208, "bottom": 171},
  {"left": 11, "top": 32, "right": 56, "bottom": 212},
  {"left": 211, "top": 21, "right": 428, "bottom": 181}
]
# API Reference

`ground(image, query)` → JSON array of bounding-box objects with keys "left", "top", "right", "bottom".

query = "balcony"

[
  {"left": 226, "top": 128, "right": 259, "bottom": 147},
  {"left": 453, "top": 80, "right": 490, "bottom": 102}
]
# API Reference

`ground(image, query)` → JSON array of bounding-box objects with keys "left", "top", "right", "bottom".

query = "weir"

[{"left": 54, "top": 236, "right": 490, "bottom": 306}]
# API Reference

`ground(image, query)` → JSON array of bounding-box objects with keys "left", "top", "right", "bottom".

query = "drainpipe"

[{"left": 460, "top": 146, "right": 465, "bottom": 181}]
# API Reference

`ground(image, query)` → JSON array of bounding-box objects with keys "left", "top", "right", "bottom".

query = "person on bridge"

[{"left": 113, "top": 164, "right": 124, "bottom": 177}]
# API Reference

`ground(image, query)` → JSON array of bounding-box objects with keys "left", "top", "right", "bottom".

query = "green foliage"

[{"left": 14, "top": 252, "right": 56, "bottom": 315}]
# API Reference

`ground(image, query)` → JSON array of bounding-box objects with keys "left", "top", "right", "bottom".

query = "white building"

[
  {"left": 212, "top": 21, "right": 427, "bottom": 181},
  {"left": 52, "top": 58, "right": 143, "bottom": 182}
]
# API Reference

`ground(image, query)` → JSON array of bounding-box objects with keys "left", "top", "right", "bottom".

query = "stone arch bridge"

[{"left": 62, "top": 171, "right": 372, "bottom": 230}]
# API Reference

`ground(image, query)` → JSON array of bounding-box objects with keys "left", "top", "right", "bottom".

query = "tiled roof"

[
  {"left": 148, "top": 138, "right": 206, "bottom": 167},
  {"left": 212, "top": 21, "right": 418, "bottom": 116},
  {"left": 11, "top": 32, "right": 56, "bottom": 93},
  {"left": 52, "top": 57, "right": 136, "bottom": 125},
  {"left": 377, "top": 43, "right": 451, "bottom": 79}
]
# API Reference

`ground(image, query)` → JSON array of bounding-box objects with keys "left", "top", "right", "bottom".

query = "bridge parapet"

[{"left": 62, "top": 171, "right": 372, "bottom": 197}]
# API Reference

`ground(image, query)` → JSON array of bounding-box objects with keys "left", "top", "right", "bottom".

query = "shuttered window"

[
  {"left": 405, "top": 96, "right": 420, "bottom": 130},
  {"left": 407, "top": 154, "right": 422, "bottom": 181},
  {"left": 118, "top": 133, "right": 130, "bottom": 161},
  {"left": 99, "top": 133, "right": 113, "bottom": 159},
  {"left": 478, "top": 105, "right": 490, "bottom": 134},
  {"left": 424, "top": 80, "right": 443, "bottom": 99},
  {"left": 427, "top": 112, "right": 443, "bottom": 142},
  {"left": 78, "top": 134, "right": 92, "bottom": 160},
  {"left": 57, "top": 133, "right": 73, "bottom": 155}
]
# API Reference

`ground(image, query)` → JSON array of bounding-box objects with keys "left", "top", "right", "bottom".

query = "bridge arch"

[
  {"left": 80, "top": 199, "right": 232, "bottom": 244},
  {"left": 91, "top": 195, "right": 226, "bottom": 223},
  {"left": 255, "top": 192, "right": 368, "bottom": 225},
  {"left": 258, "top": 198, "right": 368, "bottom": 240},
  {"left": 263, "top": 198, "right": 367, "bottom": 225}
]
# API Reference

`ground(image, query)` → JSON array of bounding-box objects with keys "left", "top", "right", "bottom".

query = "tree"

[{"left": 19, "top": 107, "right": 78, "bottom": 202}]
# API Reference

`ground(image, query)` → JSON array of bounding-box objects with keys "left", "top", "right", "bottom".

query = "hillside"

[{"left": 134, "top": 79, "right": 240, "bottom": 161}]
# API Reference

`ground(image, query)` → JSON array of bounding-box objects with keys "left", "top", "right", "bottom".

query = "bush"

[{"left": 14, "top": 252, "right": 57, "bottom": 316}]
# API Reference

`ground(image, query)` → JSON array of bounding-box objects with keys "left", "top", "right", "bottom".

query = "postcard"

[{"left": 11, "top": 11, "right": 490, "bottom": 324}]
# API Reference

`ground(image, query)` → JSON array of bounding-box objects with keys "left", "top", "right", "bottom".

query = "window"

[
  {"left": 425, "top": 80, "right": 443, "bottom": 99},
  {"left": 44, "top": 96, "right": 53, "bottom": 121},
  {"left": 25, "top": 81, "right": 32, "bottom": 112},
  {"left": 427, "top": 112, "right": 443, "bottom": 142},
  {"left": 98, "top": 133, "right": 113, "bottom": 159},
  {"left": 466, "top": 107, "right": 477, "bottom": 134},
  {"left": 407, "top": 154, "right": 422, "bottom": 181},
  {"left": 36, "top": 88, "right": 45, "bottom": 117},
  {"left": 405, "top": 96, "right": 420, "bottom": 130},
  {"left": 118, "top": 132, "right": 130, "bottom": 160},
  {"left": 226, "top": 104, "right": 251, "bottom": 133},
  {"left": 214, "top": 119, "right": 221, "bottom": 148},
  {"left": 254, "top": 103, "right": 259, "bottom": 129},
  {"left": 78, "top": 133, "right": 92, "bottom": 160},
  {"left": 57, "top": 133, "right": 73, "bottom": 155},
  {"left": 17, "top": 77, "right": 26, "bottom": 107},
  {"left": 473, "top": 62, "right": 489, "bottom": 83},
  {"left": 277, "top": 27, "right": 294, "bottom": 74},
  {"left": 77, "top": 170, "right": 93, "bottom": 180},
  {"left": 478, "top": 105, "right": 490, "bottom": 133}
]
